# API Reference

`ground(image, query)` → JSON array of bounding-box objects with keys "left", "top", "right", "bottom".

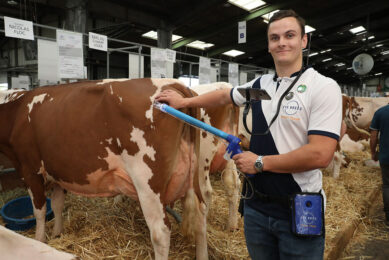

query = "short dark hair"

[{"left": 267, "top": 9, "right": 305, "bottom": 37}]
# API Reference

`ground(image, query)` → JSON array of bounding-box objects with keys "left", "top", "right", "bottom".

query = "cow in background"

[
  {"left": 0, "top": 226, "right": 77, "bottom": 260},
  {"left": 343, "top": 95, "right": 389, "bottom": 141},
  {"left": 0, "top": 79, "right": 210, "bottom": 260},
  {"left": 190, "top": 82, "right": 241, "bottom": 230},
  {"left": 327, "top": 95, "right": 389, "bottom": 178}
]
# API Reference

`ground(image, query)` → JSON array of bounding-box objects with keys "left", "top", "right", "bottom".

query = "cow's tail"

[{"left": 181, "top": 188, "right": 200, "bottom": 240}]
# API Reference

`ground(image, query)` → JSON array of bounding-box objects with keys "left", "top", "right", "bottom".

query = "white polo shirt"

[{"left": 231, "top": 67, "right": 342, "bottom": 219}]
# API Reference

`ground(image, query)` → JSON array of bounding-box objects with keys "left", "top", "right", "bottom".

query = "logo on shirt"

[
  {"left": 285, "top": 91, "right": 294, "bottom": 100},
  {"left": 297, "top": 84, "right": 307, "bottom": 93},
  {"left": 283, "top": 100, "right": 302, "bottom": 115}
]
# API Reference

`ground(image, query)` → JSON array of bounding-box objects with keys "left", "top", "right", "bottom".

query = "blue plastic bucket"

[{"left": 0, "top": 196, "right": 54, "bottom": 231}]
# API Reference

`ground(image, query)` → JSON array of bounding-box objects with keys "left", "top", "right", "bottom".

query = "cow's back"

[{"left": 6, "top": 78, "right": 202, "bottom": 204}]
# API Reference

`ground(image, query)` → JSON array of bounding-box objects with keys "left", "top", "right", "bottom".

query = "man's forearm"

[
  {"left": 263, "top": 136, "right": 337, "bottom": 173},
  {"left": 183, "top": 88, "right": 232, "bottom": 108}
]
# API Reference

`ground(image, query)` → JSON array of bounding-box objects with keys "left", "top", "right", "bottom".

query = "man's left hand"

[{"left": 232, "top": 151, "right": 259, "bottom": 174}]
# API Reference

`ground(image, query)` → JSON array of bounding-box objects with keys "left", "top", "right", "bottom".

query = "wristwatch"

[{"left": 254, "top": 155, "right": 264, "bottom": 173}]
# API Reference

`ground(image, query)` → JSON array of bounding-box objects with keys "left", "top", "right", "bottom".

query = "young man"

[
  {"left": 156, "top": 9, "right": 342, "bottom": 260},
  {"left": 370, "top": 104, "right": 389, "bottom": 225}
]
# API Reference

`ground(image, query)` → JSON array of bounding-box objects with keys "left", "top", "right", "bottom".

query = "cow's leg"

[
  {"left": 51, "top": 184, "right": 65, "bottom": 237},
  {"left": 27, "top": 185, "right": 47, "bottom": 242},
  {"left": 222, "top": 160, "right": 240, "bottom": 230},
  {"left": 133, "top": 182, "right": 171, "bottom": 260}
]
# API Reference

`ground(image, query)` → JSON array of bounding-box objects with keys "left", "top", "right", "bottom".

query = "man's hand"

[
  {"left": 232, "top": 151, "right": 259, "bottom": 174},
  {"left": 155, "top": 90, "right": 186, "bottom": 109}
]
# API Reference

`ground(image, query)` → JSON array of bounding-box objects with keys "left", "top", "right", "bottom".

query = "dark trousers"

[{"left": 381, "top": 164, "right": 389, "bottom": 220}]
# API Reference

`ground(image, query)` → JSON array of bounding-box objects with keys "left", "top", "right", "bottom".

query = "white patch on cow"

[
  {"left": 27, "top": 94, "right": 47, "bottom": 113},
  {"left": 27, "top": 189, "right": 46, "bottom": 242},
  {"left": 50, "top": 97, "right": 54, "bottom": 102},
  {"left": 27, "top": 94, "right": 47, "bottom": 122},
  {"left": 38, "top": 160, "right": 45, "bottom": 175},
  {"left": 117, "top": 138, "right": 121, "bottom": 148},
  {"left": 0, "top": 89, "right": 25, "bottom": 104},
  {"left": 146, "top": 78, "right": 183, "bottom": 123},
  {"left": 96, "top": 78, "right": 130, "bottom": 85},
  {"left": 129, "top": 127, "right": 155, "bottom": 161},
  {"left": 119, "top": 126, "right": 169, "bottom": 252},
  {"left": 106, "top": 138, "right": 113, "bottom": 145},
  {"left": 118, "top": 96, "right": 123, "bottom": 103},
  {"left": 110, "top": 84, "right": 113, "bottom": 94},
  {"left": 191, "top": 82, "right": 233, "bottom": 95}
]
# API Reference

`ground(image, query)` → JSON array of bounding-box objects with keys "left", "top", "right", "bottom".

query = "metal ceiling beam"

[
  {"left": 171, "top": 3, "right": 292, "bottom": 50},
  {"left": 206, "top": 1, "right": 389, "bottom": 60},
  {"left": 170, "top": 0, "right": 226, "bottom": 29}
]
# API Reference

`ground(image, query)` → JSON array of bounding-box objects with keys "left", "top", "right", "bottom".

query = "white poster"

[
  {"left": 238, "top": 21, "right": 246, "bottom": 44},
  {"left": 199, "top": 57, "right": 211, "bottom": 84},
  {"left": 129, "top": 53, "right": 144, "bottom": 79},
  {"left": 229, "top": 63, "right": 239, "bottom": 87},
  {"left": 4, "top": 16, "right": 34, "bottom": 41},
  {"left": 57, "top": 29, "right": 84, "bottom": 79},
  {"left": 165, "top": 49, "right": 176, "bottom": 63},
  {"left": 10, "top": 75, "right": 29, "bottom": 90},
  {"left": 18, "top": 75, "right": 30, "bottom": 89},
  {"left": 88, "top": 32, "right": 107, "bottom": 51},
  {"left": 38, "top": 39, "right": 59, "bottom": 86},
  {"left": 151, "top": 47, "right": 167, "bottom": 78}
]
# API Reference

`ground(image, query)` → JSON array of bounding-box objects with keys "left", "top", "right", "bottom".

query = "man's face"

[{"left": 267, "top": 17, "right": 307, "bottom": 66}]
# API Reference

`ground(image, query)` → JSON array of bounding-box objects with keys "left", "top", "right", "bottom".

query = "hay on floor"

[{"left": 0, "top": 149, "right": 381, "bottom": 259}]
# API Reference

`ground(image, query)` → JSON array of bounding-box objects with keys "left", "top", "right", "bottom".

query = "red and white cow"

[
  {"left": 0, "top": 225, "right": 77, "bottom": 260},
  {"left": 327, "top": 95, "right": 389, "bottom": 178},
  {"left": 343, "top": 95, "right": 389, "bottom": 141},
  {"left": 0, "top": 79, "right": 209, "bottom": 260},
  {"left": 190, "top": 83, "right": 241, "bottom": 230}
]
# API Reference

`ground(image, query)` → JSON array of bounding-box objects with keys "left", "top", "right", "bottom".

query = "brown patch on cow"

[
  {"left": 204, "top": 166, "right": 209, "bottom": 171},
  {"left": 205, "top": 158, "right": 209, "bottom": 163},
  {"left": 202, "top": 132, "right": 207, "bottom": 138}
]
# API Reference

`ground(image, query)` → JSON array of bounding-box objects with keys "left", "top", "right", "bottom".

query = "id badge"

[{"left": 291, "top": 193, "right": 324, "bottom": 237}]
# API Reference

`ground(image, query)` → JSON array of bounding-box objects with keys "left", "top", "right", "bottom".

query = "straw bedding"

[{"left": 0, "top": 149, "right": 381, "bottom": 259}]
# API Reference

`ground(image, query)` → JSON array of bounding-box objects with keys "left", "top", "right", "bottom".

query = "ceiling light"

[
  {"left": 7, "top": 0, "right": 17, "bottom": 5},
  {"left": 335, "top": 62, "right": 345, "bottom": 67},
  {"left": 381, "top": 50, "right": 389, "bottom": 55},
  {"left": 228, "top": 0, "right": 266, "bottom": 11},
  {"left": 186, "top": 40, "right": 214, "bottom": 50},
  {"left": 349, "top": 26, "right": 366, "bottom": 34},
  {"left": 223, "top": 49, "right": 245, "bottom": 57},
  {"left": 261, "top": 9, "right": 279, "bottom": 22},
  {"left": 347, "top": 67, "right": 353, "bottom": 70},
  {"left": 320, "top": 49, "right": 332, "bottom": 54},
  {"left": 308, "top": 52, "right": 318, "bottom": 57},
  {"left": 322, "top": 58, "right": 332, "bottom": 62},
  {"left": 362, "top": 35, "right": 375, "bottom": 41},
  {"left": 375, "top": 44, "right": 383, "bottom": 48},
  {"left": 375, "top": 72, "right": 382, "bottom": 76},
  {"left": 142, "top": 30, "right": 182, "bottom": 42},
  {"left": 305, "top": 25, "right": 316, "bottom": 34}
]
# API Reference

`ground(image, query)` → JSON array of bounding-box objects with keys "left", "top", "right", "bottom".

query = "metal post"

[
  {"left": 138, "top": 46, "right": 142, "bottom": 78},
  {"left": 107, "top": 51, "right": 110, "bottom": 78},
  {"left": 189, "top": 63, "right": 192, "bottom": 87}
]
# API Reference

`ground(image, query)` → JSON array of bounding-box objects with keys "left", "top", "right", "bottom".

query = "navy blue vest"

[{"left": 245, "top": 77, "right": 302, "bottom": 220}]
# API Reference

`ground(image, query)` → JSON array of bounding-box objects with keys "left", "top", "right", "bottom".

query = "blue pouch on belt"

[{"left": 290, "top": 192, "right": 325, "bottom": 237}]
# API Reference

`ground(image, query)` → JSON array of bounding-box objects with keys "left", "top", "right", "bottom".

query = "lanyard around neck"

[{"left": 243, "top": 68, "right": 304, "bottom": 136}]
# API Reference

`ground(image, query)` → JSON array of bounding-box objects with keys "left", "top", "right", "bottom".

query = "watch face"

[{"left": 255, "top": 157, "right": 263, "bottom": 171}]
